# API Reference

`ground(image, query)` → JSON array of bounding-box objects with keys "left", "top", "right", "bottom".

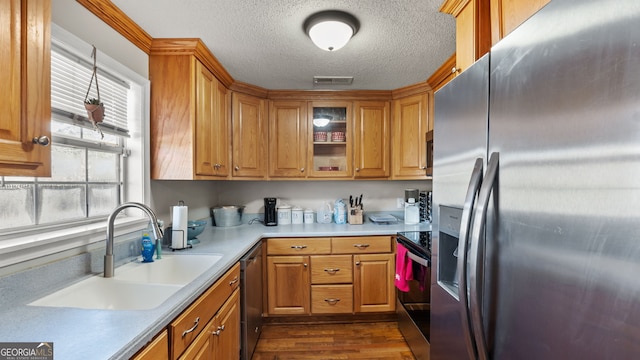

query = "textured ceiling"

[{"left": 110, "top": 0, "right": 456, "bottom": 91}]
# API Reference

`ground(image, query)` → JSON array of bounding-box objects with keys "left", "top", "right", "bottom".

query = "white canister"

[
  {"left": 303, "top": 208, "right": 315, "bottom": 224},
  {"left": 291, "top": 206, "right": 303, "bottom": 224},
  {"left": 277, "top": 204, "right": 292, "bottom": 225}
]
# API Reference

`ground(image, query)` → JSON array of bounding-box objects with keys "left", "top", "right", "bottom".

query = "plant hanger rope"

[
  {"left": 84, "top": 46, "right": 101, "bottom": 103},
  {"left": 83, "top": 45, "right": 105, "bottom": 138}
]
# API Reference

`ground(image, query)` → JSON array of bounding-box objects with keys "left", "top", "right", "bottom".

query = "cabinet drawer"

[
  {"left": 267, "top": 237, "right": 331, "bottom": 255},
  {"left": 132, "top": 330, "right": 168, "bottom": 360},
  {"left": 311, "top": 284, "right": 353, "bottom": 314},
  {"left": 331, "top": 236, "right": 392, "bottom": 254},
  {"left": 310, "top": 255, "right": 353, "bottom": 284},
  {"left": 170, "top": 263, "right": 240, "bottom": 359}
]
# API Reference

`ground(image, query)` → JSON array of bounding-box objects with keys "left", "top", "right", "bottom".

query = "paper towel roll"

[{"left": 172, "top": 204, "right": 188, "bottom": 249}]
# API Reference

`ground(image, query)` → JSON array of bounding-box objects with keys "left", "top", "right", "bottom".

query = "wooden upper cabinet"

[
  {"left": 268, "top": 100, "right": 308, "bottom": 178},
  {"left": 353, "top": 101, "right": 390, "bottom": 179},
  {"left": 195, "top": 62, "right": 229, "bottom": 178},
  {"left": 149, "top": 48, "right": 229, "bottom": 180},
  {"left": 490, "top": 0, "right": 550, "bottom": 44},
  {"left": 231, "top": 92, "right": 267, "bottom": 179},
  {"left": 308, "top": 101, "right": 352, "bottom": 178},
  {"left": 392, "top": 93, "right": 429, "bottom": 179},
  {"left": 0, "top": 0, "right": 51, "bottom": 177},
  {"left": 440, "top": 0, "right": 491, "bottom": 75}
]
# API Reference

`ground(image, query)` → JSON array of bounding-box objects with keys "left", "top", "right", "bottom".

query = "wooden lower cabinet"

[
  {"left": 354, "top": 253, "right": 396, "bottom": 313},
  {"left": 266, "top": 255, "right": 310, "bottom": 315},
  {"left": 179, "top": 289, "right": 240, "bottom": 360},
  {"left": 265, "top": 236, "right": 395, "bottom": 317},
  {"left": 170, "top": 263, "right": 240, "bottom": 359}
]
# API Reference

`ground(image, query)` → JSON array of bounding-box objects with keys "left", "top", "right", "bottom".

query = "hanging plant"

[{"left": 84, "top": 46, "right": 105, "bottom": 139}]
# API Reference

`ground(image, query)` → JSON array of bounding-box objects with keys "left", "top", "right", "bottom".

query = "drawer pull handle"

[
  {"left": 324, "top": 268, "right": 340, "bottom": 274},
  {"left": 182, "top": 317, "right": 200, "bottom": 338},
  {"left": 213, "top": 325, "right": 225, "bottom": 336},
  {"left": 229, "top": 276, "right": 239, "bottom": 286},
  {"left": 291, "top": 245, "right": 307, "bottom": 250},
  {"left": 324, "top": 298, "right": 341, "bottom": 305},
  {"left": 354, "top": 244, "right": 370, "bottom": 249}
]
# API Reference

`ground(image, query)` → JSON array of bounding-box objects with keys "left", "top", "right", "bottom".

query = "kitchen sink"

[
  {"left": 28, "top": 254, "right": 223, "bottom": 310},
  {"left": 114, "top": 254, "right": 223, "bottom": 285}
]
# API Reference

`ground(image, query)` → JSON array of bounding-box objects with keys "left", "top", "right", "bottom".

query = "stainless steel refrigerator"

[{"left": 431, "top": 0, "right": 640, "bottom": 359}]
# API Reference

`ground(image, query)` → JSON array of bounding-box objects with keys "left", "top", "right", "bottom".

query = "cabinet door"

[
  {"left": 308, "top": 101, "right": 352, "bottom": 178},
  {"left": 214, "top": 80, "right": 230, "bottom": 177},
  {"left": 392, "top": 93, "right": 429, "bottom": 179},
  {"left": 440, "top": 0, "right": 491, "bottom": 74},
  {"left": 231, "top": 92, "right": 266, "bottom": 178},
  {"left": 266, "top": 255, "right": 310, "bottom": 315},
  {"left": 0, "top": 0, "right": 51, "bottom": 177},
  {"left": 268, "top": 101, "right": 308, "bottom": 178},
  {"left": 195, "top": 62, "right": 228, "bottom": 178},
  {"left": 354, "top": 253, "right": 395, "bottom": 313},
  {"left": 353, "top": 101, "right": 390, "bottom": 178},
  {"left": 491, "top": 0, "right": 550, "bottom": 45},
  {"left": 213, "top": 289, "right": 240, "bottom": 360}
]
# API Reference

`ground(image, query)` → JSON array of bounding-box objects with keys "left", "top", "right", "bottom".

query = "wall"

[{"left": 218, "top": 180, "right": 431, "bottom": 216}]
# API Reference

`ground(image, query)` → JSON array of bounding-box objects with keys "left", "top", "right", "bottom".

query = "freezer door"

[
  {"left": 487, "top": 0, "right": 640, "bottom": 358},
  {"left": 431, "top": 54, "right": 489, "bottom": 360}
]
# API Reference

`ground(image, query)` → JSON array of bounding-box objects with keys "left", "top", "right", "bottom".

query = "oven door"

[{"left": 397, "top": 241, "right": 431, "bottom": 360}]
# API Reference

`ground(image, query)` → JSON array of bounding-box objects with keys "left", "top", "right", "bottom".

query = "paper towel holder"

[{"left": 170, "top": 200, "right": 190, "bottom": 250}]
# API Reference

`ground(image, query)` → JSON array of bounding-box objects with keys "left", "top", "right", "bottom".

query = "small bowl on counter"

[
  {"left": 187, "top": 220, "right": 207, "bottom": 239},
  {"left": 210, "top": 205, "right": 245, "bottom": 227}
]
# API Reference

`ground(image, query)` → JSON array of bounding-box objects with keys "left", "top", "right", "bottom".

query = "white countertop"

[{"left": 0, "top": 220, "right": 430, "bottom": 360}]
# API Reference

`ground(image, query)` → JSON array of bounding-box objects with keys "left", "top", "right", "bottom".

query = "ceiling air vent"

[{"left": 313, "top": 76, "right": 354, "bottom": 85}]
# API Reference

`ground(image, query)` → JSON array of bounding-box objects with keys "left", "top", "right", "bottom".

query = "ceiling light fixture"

[{"left": 304, "top": 10, "right": 359, "bottom": 51}]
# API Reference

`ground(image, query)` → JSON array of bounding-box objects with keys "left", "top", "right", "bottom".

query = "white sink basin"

[
  {"left": 115, "top": 254, "right": 223, "bottom": 285},
  {"left": 28, "top": 277, "right": 182, "bottom": 310},
  {"left": 28, "top": 254, "right": 223, "bottom": 310}
]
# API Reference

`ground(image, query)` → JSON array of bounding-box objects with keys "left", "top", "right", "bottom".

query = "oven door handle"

[
  {"left": 457, "top": 157, "right": 484, "bottom": 360},
  {"left": 405, "top": 250, "right": 430, "bottom": 267}
]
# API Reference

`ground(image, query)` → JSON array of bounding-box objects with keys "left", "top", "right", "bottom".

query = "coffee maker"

[{"left": 264, "top": 197, "right": 277, "bottom": 226}]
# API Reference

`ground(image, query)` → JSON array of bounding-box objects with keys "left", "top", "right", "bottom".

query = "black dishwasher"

[{"left": 240, "top": 242, "right": 263, "bottom": 360}]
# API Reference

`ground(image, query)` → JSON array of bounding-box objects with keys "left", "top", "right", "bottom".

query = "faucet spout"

[{"left": 105, "top": 202, "right": 163, "bottom": 278}]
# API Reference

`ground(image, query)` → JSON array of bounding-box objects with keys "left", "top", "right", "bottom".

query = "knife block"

[{"left": 348, "top": 207, "right": 363, "bottom": 225}]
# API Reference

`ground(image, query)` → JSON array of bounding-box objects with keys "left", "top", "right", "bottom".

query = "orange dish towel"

[{"left": 395, "top": 243, "right": 413, "bottom": 292}]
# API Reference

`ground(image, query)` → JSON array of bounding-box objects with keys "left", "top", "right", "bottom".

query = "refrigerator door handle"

[
  {"left": 456, "top": 157, "right": 484, "bottom": 360},
  {"left": 469, "top": 152, "right": 499, "bottom": 360}
]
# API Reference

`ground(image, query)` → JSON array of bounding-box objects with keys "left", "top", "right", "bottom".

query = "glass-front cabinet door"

[{"left": 308, "top": 101, "right": 352, "bottom": 178}]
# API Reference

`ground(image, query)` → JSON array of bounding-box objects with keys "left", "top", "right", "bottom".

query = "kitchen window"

[
  {"left": 0, "top": 24, "right": 149, "bottom": 269},
  {"left": 0, "top": 43, "right": 129, "bottom": 231}
]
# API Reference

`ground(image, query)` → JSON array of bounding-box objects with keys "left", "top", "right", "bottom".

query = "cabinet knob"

[
  {"left": 324, "top": 268, "right": 340, "bottom": 275},
  {"left": 229, "top": 276, "right": 239, "bottom": 286},
  {"left": 303, "top": 263, "right": 308, "bottom": 267},
  {"left": 300, "top": 167, "right": 305, "bottom": 172},
  {"left": 355, "top": 168, "right": 360, "bottom": 172},
  {"left": 290, "top": 245, "right": 307, "bottom": 250},
  {"left": 324, "top": 298, "right": 341, "bottom": 305},
  {"left": 353, "top": 244, "right": 370, "bottom": 249},
  {"left": 420, "top": 166, "right": 427, "bottom": 170},
  {"left": 32, "top": 136, "right": 50, "bottom": 146},
  {"left": 451, "top": 66, "right": 460, "bottom": 74},
  {"left": 235, "top": 166, "right": 240, "bottom": 171}
]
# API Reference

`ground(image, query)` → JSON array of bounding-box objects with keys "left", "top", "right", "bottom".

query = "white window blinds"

[{"left": 51, "top": 44, "right": 130, "bottom": 136}]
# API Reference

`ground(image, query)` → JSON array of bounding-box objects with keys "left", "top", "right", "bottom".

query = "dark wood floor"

[{"left": 251, "top": 321, "right": 416, "bottom": 360}]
